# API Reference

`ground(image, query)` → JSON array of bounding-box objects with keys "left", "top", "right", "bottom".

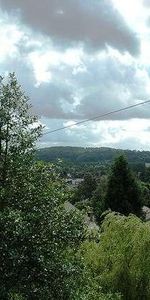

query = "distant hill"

[{"left": 36, "top": 146, "right": 150, "bottom": 166}]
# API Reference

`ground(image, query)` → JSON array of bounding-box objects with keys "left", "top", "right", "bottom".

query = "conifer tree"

[{"left": 105, "top": 155, "right": 142, "bottom": 216}]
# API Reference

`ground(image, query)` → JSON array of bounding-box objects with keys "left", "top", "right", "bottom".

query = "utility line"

[{"left": 42, "top": 99, "right": 150, "bottom": 136}]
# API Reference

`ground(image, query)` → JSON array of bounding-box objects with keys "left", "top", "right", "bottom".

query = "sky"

[{"left": 0, "top": 0, "right": 150, "bottom": 150}]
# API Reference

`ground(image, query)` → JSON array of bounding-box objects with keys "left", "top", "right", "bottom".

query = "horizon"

[{"left": 37, "top": 145, "right": 150, "bottom": 153}]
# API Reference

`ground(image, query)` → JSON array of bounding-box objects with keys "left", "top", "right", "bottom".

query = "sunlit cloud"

[{"left": 0, "top": 0, "right": 150, "bottom": 150}]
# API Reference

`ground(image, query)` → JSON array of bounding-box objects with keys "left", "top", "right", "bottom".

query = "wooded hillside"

[{"left": 37, "top": 146, "right": 150, "bottom": 165}]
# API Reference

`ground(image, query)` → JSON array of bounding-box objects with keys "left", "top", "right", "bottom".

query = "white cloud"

[
  {"left": 0, "top": 17, "right": 23, "bottom": 62},
  {"left": 112, "top": 0, "right": 149, "bottom": 33},
  {"left": 39, "top": 118, "right": 150, "bottom": 150},
  {"left": 28, "top": 47, "right": 84, "bottom": 85},
  {"left": 0, "top": 1, "right": 150, "bottom": 150}
]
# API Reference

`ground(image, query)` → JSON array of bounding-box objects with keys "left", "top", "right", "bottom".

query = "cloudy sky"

[{"left": 0, "top": 0, "right": 150, "bottom": 150}]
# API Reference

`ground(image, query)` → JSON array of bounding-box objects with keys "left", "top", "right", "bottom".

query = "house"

[
  {"left": 65, "top": 178, "right": 84, "bottom": 188},
  {"left": 145, "top": 163, "right": 150, "bottom": 168},
  {"left": 64, "top": 201, "right": 99, "bottom": 230},
  {"left": 142, "top": 206, "right": 150, "bottom": 221}
]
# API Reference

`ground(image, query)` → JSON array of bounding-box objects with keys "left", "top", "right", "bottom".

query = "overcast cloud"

[
  {"left": 0, "top": 0, "right": 140, "bottom": 55},
  {"left": 0, "top": 0, "right": 150, "bottom": 150}
]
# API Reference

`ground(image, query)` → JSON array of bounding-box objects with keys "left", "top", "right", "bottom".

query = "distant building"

[
  {"left": 65, "top": 178, "right": 84, "bottom": 188},
  {"left": 145, "top": 163, "right": 150, "bottom": 168},
  {"left": 72, "top": 178, "right": 84, "bottom": 187},
  {"left": 142, "top": 206, "right": 150, "bottom": 221},
  {"left": 64, "top": 201, "right": 99, "bottom": 230}
]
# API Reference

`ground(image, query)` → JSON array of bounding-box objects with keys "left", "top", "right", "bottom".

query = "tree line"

[{"left": 37, "top": 146, "right": 150, "bottom": 166}]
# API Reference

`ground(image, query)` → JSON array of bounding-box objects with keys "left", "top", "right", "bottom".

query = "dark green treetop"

[{"left": 105, "top": 155, "right": 142, "bottom": 216}]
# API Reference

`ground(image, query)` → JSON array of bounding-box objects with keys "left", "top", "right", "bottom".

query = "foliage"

[
  {"left": 0, "top": 164, "right": 85, "bottom": 299},
  {"left": 66, "top": 247, "right": 121, "bottom": 300},
  {"left": 79, "top": 213, "right": 150, "bottom": 300},
  {"left": 71, "top": 173, "right": 97, "bottom": 204},
  {"left": 37, "top": 146, "right": 150, "bottom": 191},
  {"left": 0, "top": 74, "right": 85, "bottom": 300},
  {"left": 105, "top": 155, "right": 142, "bottom": 216},
  {"left": 140, "top": 167, "right": 150, "bottom": 183},
  {"left": 91, "top": 176, "right": 108, "bottom": 222},
  {"left": 140, "top": 181, "right": 150, "bottom": 208},
  {"left": 0, "top": 73, "right": 42, "bottom": 209},
  {"left": 37, "top": 146, "right": 150, "bottom": 166}
]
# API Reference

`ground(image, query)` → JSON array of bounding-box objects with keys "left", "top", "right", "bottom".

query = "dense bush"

[{"left": 79, "top": 213, "right": 150, "bottom": 300}]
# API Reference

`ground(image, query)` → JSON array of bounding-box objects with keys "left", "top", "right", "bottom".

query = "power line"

[{"left": 42, "top": 99, "right": 150, "bottom": 136}]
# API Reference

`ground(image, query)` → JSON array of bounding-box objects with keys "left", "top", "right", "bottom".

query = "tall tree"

[
  {"left": 105, "top": 155, "right": 142, "bottom": 216},
  {"left": 0, "top": 73, "right": 42, "bottom": 209},
  {"left": 0, "top": 74, "right": 84, "bottom": 299}
]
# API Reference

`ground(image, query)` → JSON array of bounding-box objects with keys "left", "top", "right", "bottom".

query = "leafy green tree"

[
  {"left": 140, "top": 167, "right": 150, "bottom": 183},
  {"left": 0, "top": 73, "right": 42, "bottom": 209},
  {"left": 79, "top": 213, "right": 150, "bottom": 300},
  {"left": 71, "top": 173, "right": 97, "bottom": 204},
  {"left": 91, "top": 176, "right": 108, "bottom": 222},
  {"left": 0, "top": 164, "right": 84, "bottom": 300},
  {"left": 140, "top": 181, "right": 150, "bottom": 208},
  {"left": 66, "top": 245, "right": 121, "bottom": 300},
  {"left": 105, "top": 155, "right": 142, "bottom": 216},
  {"left": 0, "top": 74, "right": 84, "bottom": 299}
]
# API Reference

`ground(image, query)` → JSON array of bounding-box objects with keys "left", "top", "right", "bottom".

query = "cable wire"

[{"left": 42, "top": 99, "right": 150, "bottom": 136}]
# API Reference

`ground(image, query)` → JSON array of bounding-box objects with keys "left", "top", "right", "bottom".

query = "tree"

[
  {"left": 91, "top": 176, "right": 108, "bottom": 222},
  {"left": 105, "top": 155, "right": 142, "bottom": 216},
  {"left": 140, "top": 181, "right": 150, "bottom": 208},
  {"left": 0, "top": 163, "right": 85, "bottom": 300},
  {"left": 0, "top": 74, "right": 85, "bottom": 299},
  {"left": 79, "top": 213, "right": 150, "bottom": 300},
  {"left": 71, "top": 173, "right": 97, "bottom": 204},
  {"left": 0, "top": 73, "right": 42, "bottom": 209},
  {"left": 140, "top": 167, "right": 150, "bottom": 183}
]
